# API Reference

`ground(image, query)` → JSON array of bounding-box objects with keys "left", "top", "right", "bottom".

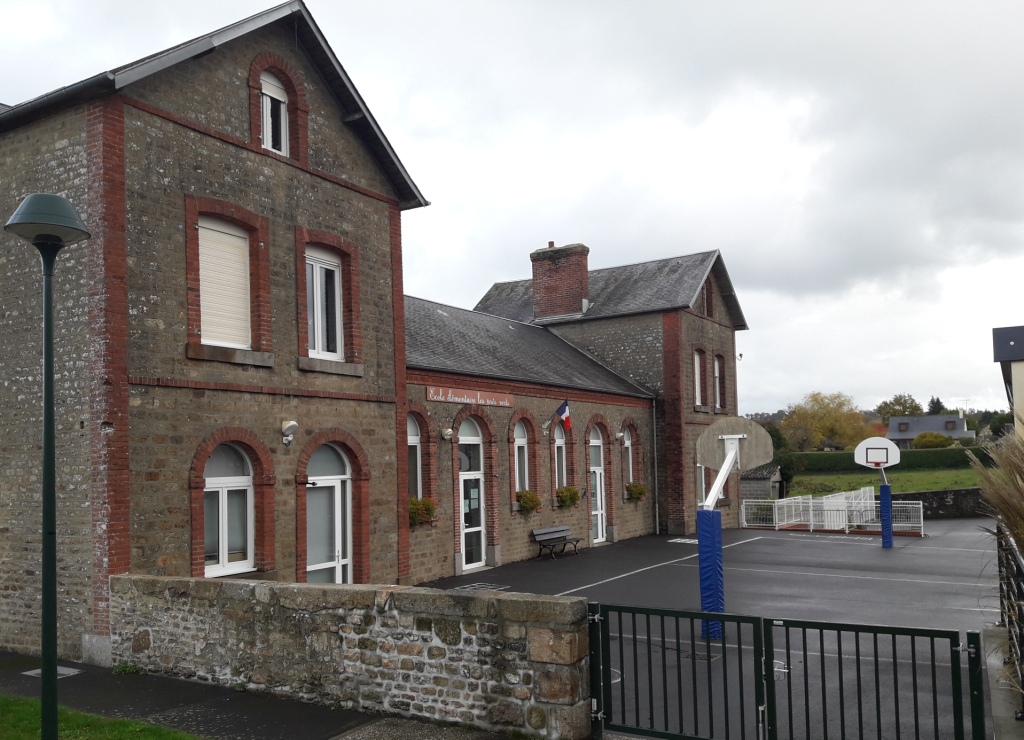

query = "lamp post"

[{"left": 4, "top": 193, "right": 90, "bottom": 740}]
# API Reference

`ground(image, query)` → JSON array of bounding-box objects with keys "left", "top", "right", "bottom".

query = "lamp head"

[
  {"left": 282, "top": 420, "right": 298, "bottom": 446},
  {"left": 5, "top": 194, "right": 90, "bottom": 248}
]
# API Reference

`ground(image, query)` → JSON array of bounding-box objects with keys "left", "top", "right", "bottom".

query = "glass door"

[
  {"left": 590, "top": 428, "right": 606, "bottom": 543},
  {"left": 459, "top": 419, "right": 485, "bottom": 570},
  {"left": 306, "top": 479, "right": 351, "bottom": 583}
]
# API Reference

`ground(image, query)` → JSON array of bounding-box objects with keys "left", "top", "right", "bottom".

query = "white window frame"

[
  {"left": 714, "top": 355, "right": 724, "bottom": 409},
  {"left": 694, "top": 350, "right": 704, "bottom": 406},
  {"left": 260, "top": 70, "right": 289, "bottom": 156},
  {"left": 198, "top": 216, "right": 251, "bottom": 350},
  {"left": 554, "top": 423, "right": 567, "bottom": 489},
  {"left": 623, "top": 428, "right": 633, "bottom": 484},
  {"left": 514, "top": 420, "right": 529, "bottom": 492},
  {"left": 697, "top": 463, "right": 707, "bottom": 505},
  {"left": 204, "top": 474, "right": 255, "bottom": 578},
  {"left": 305, "top": 245, "right": 344, "bottom": 361},
  {"left": 408, "top": 415, "right": 422, "bottom": 499},
  {"left": 459, "top": 419, "right": 486, "bottom": 570}
]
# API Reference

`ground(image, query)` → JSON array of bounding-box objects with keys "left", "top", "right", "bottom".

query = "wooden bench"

[{"left": 531, "top": 526, "right": 582, "bottom": 559}]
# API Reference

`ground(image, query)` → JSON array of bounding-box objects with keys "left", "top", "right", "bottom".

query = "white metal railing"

[{"left": 740, "top": 488, "right": 924, "bottom": 536}]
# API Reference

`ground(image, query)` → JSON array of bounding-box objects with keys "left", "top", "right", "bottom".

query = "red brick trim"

[
  {"left": 128, "top": 375, "right": 394, "bottom": 404},
  {"left": 449, "top": 407, "right": 499, "bottom": 555},
  {"left": 389, "top": 204, "right": 412, "bottom": 581},
  {"left": 507, "top": 409, "right": 540, "bottom": 512},
  {"left": 184, "top": 196, "right": 272, "bottom": 353},
  {"left": 406, "top": 402, "right": 436, "bottom": 502},
  {"left": 546, "top": 417, "right": 577, "bottom": 505},
  {"left": 584, "top": 417, "right": 617, "bottom": 528},
  {"left": 294, "top": 228, "right": 362, "bottom": 364},
  {"left": 293, "top": 429, "right": 372, "bottom": 584},
  {"left": 85, "top": 96, "right": 131, "bottom": 639},
  {"left": 122, "top": 97, "right": 398, "bottom": 207},
  {"left": 406, "top": 369, "right": 650, "bottom": 408},
  {"left": 662, "top": 311, "right": 686, "bottom": 532},
  {"left": 189, "top": 428, "right": 276, "bottom": 577},
  {"left": 248, "top": 52, "right": 309, "bottom": 167}
]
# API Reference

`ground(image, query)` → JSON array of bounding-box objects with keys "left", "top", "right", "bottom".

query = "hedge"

[{"left": 794, "top": 446, "right": 993, "bottom": 473}]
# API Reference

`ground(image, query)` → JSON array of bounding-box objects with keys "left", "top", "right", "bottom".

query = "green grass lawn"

[
  {"left": 790, "top": 467, "right": 981, "bottom": 496},
  {"left": 0, "top": 694, "right": 201, "bottom": 740}
]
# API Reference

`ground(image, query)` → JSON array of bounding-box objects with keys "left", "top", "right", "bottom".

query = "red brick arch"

[
  {"left": 189, "top": 428, "right": 276, "bottom": 577},
  {"left": 248, "top": 52, "right": 309, "bottom": 166},
  {"left": 294, "top": 429, "right": 371, "bottom": 584},
  {"left": 449, "top": 406, "right": 499, "bottom": 556},
  {"left": 507, "top": 409, "right": 541, "bottom": 509}
]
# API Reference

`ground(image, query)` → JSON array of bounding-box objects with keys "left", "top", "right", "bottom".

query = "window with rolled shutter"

[{"left": 198, "top": 216, "right": 251, "bottom": 349}]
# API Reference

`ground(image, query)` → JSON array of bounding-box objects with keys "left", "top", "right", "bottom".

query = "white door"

[
  {"left": 589, "top": 428, "right": 606, "bottom": 543},
  {"left": 306, "top": 445, "right": 352, "bottom": 584},
  {"left": 459, "top": 419, "right": 485, "bottom": 570}
]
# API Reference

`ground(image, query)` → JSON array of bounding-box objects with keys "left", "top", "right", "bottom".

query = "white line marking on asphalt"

[{"left": 556, "top": 537, "right": 762, "bottom": 596}]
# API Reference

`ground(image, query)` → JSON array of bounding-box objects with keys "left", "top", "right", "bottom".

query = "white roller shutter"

[{"left": 198, "top": 216, "right": 251, "bottom": 349}]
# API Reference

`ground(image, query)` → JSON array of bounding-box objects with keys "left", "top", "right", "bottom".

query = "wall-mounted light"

[
  {"left": 282, "top": 420, "right": 298, "bottom": 446},
  {"left": 441, "top": 427, "right": 454, "bottom": 441},
  {"left": 614, "top": 432, "right": 625, "bottom": 441}
]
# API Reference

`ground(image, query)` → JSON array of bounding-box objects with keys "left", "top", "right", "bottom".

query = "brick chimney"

[{"left": 530, "top": 242, "right": 590, "bottom": 319}]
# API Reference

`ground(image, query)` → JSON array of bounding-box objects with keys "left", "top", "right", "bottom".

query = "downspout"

[{"left": 651, "top": 397, "right": 659, "bottom": 534}]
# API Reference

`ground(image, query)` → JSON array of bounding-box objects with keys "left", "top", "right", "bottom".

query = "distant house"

[{"left": 886, "top": 414, "right": 976, "bottom": 450}]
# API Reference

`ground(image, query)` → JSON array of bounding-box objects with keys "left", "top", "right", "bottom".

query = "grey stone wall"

[{"left": 110, "top": 576, "right": 591, "bottom": 739}]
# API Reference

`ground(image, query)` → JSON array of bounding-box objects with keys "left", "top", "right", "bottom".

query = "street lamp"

[{"left": 4, "top": 193, "right": 90, "bottom": 740}]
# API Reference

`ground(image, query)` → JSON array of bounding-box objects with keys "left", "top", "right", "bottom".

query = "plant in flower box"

[
  {"left": 625, "top": 482, "right": 648, "bottom": 502},
  {"left": 555, "top": 485, "right": 581, "bottom": 510},
  {"left": 516, "top": 490, "right": 542, "bottom": 513},
  {"left": 408, "top": 496, "right": 437, "bottom": 526}
]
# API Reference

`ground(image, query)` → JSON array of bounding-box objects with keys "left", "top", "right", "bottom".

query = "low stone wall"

[
  {"left": 890, "top": 488, "right": 988, "bottom": 519},
  {"left": 109, "top": 576, "right": 590, "bottom": 739}
]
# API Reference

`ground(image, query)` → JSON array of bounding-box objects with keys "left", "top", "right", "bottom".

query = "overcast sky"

[{"left": 2, "top": 0, "right": 1021, "bottom": 415}]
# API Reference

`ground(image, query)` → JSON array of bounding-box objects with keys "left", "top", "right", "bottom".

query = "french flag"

[{"left": 556, "top": 400, "right": 571, "bottom": 430}]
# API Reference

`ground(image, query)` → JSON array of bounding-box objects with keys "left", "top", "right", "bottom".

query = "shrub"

[
  {"left": 516, "top": 490, "right": 542, "bottom": 513},
  {"left": 408, "top": 496, "right": 437, "bottom": 526},
  {"left": 555, "top": 485, "right": 581, "bottom": 509},
  {"left": 625, "top": 482, "right": 647, "bottom": 502},
  {"left": 912, "top": 432, "right": 954, "bottom": 449}
]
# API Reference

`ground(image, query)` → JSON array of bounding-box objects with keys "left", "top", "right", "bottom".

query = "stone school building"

[{"left": 0, "top": 1, "right": 747, "bottom": 665}]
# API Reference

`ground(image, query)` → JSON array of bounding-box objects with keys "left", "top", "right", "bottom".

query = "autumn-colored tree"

[
  {"left": 781, "top": 391, "right": 873, "bottom": 451},
  {"left": 874, "top": 393, "right": 923, "bottom": 424}
]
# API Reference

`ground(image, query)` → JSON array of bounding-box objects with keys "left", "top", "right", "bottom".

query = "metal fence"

[
  {"left": 741, "top": 489, "right": 924, "bottom": 536},
  {"left": 997, "top": 524, "right": 1024, "bottom": 719},
  {"left": 589, "top": 603, "right": 986, "bottom": 740}
]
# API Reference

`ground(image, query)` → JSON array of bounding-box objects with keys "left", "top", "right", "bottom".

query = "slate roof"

[
  {"left": 474, "top": 250, "right": 747, "bottom": 328},
  {"left": 0, "top": 0, "right": 427, "bottom": 210},
  {"left": 741, "top": 463, "right": 781, "bottom": 481},
  {"left": 886, "top": 415, "right": 976, "bottom": 441},
  {"left": 405, "top": 296, "right": 653, "bottom": 398}
]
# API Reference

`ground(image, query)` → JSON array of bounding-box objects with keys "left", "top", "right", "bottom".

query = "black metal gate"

[{"left": 588, "top": 603, "right": 986, "bottom": 740}]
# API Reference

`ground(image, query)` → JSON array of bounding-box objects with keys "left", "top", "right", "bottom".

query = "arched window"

[
  {"left": 204, "top": 444, "right": 254, "bottom": 577},
  {"left": 261, "top": 70, "right": 289, "bottom": 156},
  {"left": 694, "top": 349, "right": 706, "bottom": 407},
  {"left": 514, "top": 420, "right": 529, "bottom": 492},
  {"left": 458, "top": 418, "right": 485, "bottom": 570},
  {"left": 553, "top": 422, "right": 567, "bottom": 489},
  {"left": 408, "top": 415, "right": 422, "bottom": 499},
  {"left": 306, "top": 444, "right": 352, "bottom": 584}
]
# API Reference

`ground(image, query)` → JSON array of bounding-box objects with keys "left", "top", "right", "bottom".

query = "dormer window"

[{"left": 261, "top": 71, "right": 289, "bottom": 156}]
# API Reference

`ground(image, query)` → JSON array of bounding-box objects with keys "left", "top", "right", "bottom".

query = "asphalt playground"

[{"left": 426, "top": 517, "right": 999, "bottom": 633}]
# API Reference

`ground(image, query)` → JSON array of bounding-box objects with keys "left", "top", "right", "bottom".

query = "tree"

[
  {"left": 763, "top": 421, "right": 787, "bottom": 451},
  {"left": 874, "top": 393, "right": 923, "bottom": 424},
  {"left": 927, "top": 396, "right": 945, "bottom": 415},
  {"left": 990, "top": 412, "right": 1014, "bottom": 438},
  {"left": 780, "top": 391, "right": 873, "bottom": 451}
]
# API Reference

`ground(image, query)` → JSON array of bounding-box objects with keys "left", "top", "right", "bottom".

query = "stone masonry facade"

[{"left": 110, "top": 575, "right": 591, "bottom": 739}]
